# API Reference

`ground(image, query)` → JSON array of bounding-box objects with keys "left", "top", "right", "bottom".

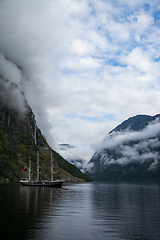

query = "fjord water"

[{"left": 0, "top": 182, "right": 160, "bottom": 240}]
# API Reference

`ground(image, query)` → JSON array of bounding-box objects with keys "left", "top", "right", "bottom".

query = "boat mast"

[
  {"left": 51, "top": 151, "right": 53, "bottom": 182},
  {"left": 37, "top": 151, "right": 39, "bottom": 182},
  {"left": 29, "top": 156, "right": 31, "bottom": 182},
  {"left": 35, "top": 122, "right": 39, "bottom": 182}
]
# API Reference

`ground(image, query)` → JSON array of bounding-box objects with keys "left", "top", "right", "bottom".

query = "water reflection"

[
  {"left": 0, "top": 182, "right": 160, "bottom": 240},
  {"left": 91, "top": 182, "right": 160, "bottom": 240},
  {"left": 0, "top": 184, "right": 64, "bottom": 240}
]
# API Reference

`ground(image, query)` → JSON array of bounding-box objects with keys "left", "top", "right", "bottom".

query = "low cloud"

[
  {"left": 115, "top": 139, "right": 159, "bottom": 165},
  {"left": 0, "top": 53, "right": 27, "bottom": 115},
  {"left": 58, "top": 144, "right": 94, "bottom": 166},
  {"left": 93, "top": 140, "right": 160, "bottom": 170},
  {"left": 93, "top": 120, "right": 160, "bottom": 152},
  {"left": 0, "top": 0, "right": 160, "bottom": 162},
  {"left": 91, "top": 120, "right": 160, "bottom": 168}
]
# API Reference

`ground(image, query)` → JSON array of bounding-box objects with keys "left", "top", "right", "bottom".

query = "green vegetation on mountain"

[
  {"left": 53, "top": 150, "right": 92, "bottom": 182},
  {"left": 0, "top": 126, "right": 21, "bottom": 180},
  {"left": 0, "top": 78, "right": 92, "bottom": 182}
]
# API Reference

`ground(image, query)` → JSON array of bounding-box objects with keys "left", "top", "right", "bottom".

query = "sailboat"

[
  {"left": 20, "top": 123, "right": 64, "bottom": 187},
  {"left": 20, "top": 152, "right": 64, "bottom": 187}
]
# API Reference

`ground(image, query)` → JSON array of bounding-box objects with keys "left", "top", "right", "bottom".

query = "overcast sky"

[{"left": 0, "top": 0, "right": 160, "bottom": 164}]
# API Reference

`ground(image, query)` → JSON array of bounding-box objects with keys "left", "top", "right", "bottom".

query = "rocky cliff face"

[
  {"left": 86, "top": 114, "right": 160, "bottom": 182},
  {"left": 0, "top": 77, "right": 92, "bottom": 182}
]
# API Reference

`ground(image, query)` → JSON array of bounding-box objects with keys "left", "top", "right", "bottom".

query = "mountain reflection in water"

[{"left": 0, "top": 182, "right": 160, "bottom": 240}]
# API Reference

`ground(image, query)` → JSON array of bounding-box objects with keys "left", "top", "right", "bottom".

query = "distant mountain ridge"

[
  {"left": 109, "top": 114, "right": 160, "bottom": 133},
  {"left": 86, "top": 114, "right": 160, "bottom": 182},
  {"left": 58, "top": 144, "right": 75, "bottom": 150},
  {"left": 58, "top": 144, "right": 85, "bottom": 170}
]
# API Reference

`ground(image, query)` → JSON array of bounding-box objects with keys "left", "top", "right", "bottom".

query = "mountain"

[
  {"left": 58, "top": 144, "right": 85, "bottom": 170},
  {"left": 86, "top": 114, "right": 160, "bottom": 183},
  {"left": 58, "top": 144, "right": 75, "bottom": 150},
  {"left": 0, "top": 77, "right": 92, "bottom": 182}
]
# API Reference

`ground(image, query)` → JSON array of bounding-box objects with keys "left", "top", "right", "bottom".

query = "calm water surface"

[{"left": 0, "top": 182, "right": 160, "bottom": 240}]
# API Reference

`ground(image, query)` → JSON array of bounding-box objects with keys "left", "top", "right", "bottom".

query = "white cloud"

[
  {"left": 71, "top": 39, "right": 96, "bottom": 56},
  {"left": 0, "top": 0, "right": 160, "bottom": 164},
  {"left": 119, "top": 47, "right": 155, "bottom": 73},
  {"left": 93, "top": 136, "right": 160, "bottom": 168},
  {"left": 0, "top": 53, "right": 22, "bottom": 88},
  {"left": 94, "top": 120, "right": 160, "bottom": 152}
]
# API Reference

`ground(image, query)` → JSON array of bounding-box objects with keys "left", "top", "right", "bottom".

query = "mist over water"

[{"left": 0, "top": 182, "right": 160, "bottom": 240}]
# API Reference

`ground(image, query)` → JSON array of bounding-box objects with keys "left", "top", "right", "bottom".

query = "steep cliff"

[{"left": 0, "top": 77, "right": 92, "bottom": 182}]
